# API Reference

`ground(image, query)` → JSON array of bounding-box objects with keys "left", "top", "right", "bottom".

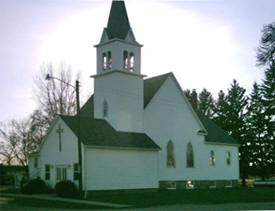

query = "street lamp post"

[{"left": 45, "top": 74, "right": 83, "bottom": 194}]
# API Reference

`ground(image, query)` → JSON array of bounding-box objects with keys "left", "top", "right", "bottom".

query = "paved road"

[{"left": 1, "top": 196, "right": 274, "bottom": 210}]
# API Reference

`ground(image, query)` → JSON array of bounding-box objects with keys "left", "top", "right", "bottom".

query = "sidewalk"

[{"left": 0, "top": 193, "right": 132, "bottom": 209}]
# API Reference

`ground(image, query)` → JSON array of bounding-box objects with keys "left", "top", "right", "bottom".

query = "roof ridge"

[
  {"left": 143, "top": 72, "right": 173, "bottom": 107},
  {"left": 144, "top": 72, "right": 173, "bottom": 81}
]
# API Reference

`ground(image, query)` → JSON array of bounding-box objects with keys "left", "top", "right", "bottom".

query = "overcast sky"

[{"left": 0, "top": 0, "right": 274, "bottom": 122}]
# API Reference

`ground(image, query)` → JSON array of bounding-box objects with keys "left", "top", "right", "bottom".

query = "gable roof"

[
  {"left": 194, "top": 110, "right": 239, "bottom": 145},
  {"left": 74, "top": 72, "right": 238, "bottom": 146},
  {"left": 106, "top": 0, "right": 131, "bottom": 40},
  {"left": 144, "top": 72, "right": 172, "bottom": 107},
  {"left": 59, "top": 115, "right": 160, "bottom": 150},
  {"left": 143, "top": 72, "right": 239, "bottom": 146},
  {"left": 79, "top": 95, "right": 94, "bottom": 118}
]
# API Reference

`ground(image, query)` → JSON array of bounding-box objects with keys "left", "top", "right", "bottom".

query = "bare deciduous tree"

[
  {"left": 34, "top": 63, "right": 79, "bottom": 126},
  {"left": 0, "top": 119, "right": 33, "bottom": 166}
]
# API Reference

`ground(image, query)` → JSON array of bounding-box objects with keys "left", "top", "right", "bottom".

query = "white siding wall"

[
  {"left": 28, "top": 156, "right": 40, "bottom": 179},
  {"left": 94, "top": 71, "right": 144, "bottom": 133},
  {"left": 39, "top": 118, "right": 79, "bottom": 187},
  {"left": 144, "top": 76, "right": 239, "bottom": 181},
  {"left": 84, "top": 148, "right": 158, "bottom": 190}
]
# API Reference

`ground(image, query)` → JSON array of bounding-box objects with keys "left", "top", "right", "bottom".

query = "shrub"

[
  {"left": 55, "top": 180, "right": 78, "bottom": 198},
  {"left": 22, "top": 178, "right": 46, "bottom": 194},
  {"left": 45, "top": 184, "right": 54, "bottom": 194}
]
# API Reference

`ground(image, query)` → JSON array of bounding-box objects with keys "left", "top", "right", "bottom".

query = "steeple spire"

[
  {"left": 106, "top": 0, "right": 131, "bottom": 40},
  {"left": 95, "top": 0, "right": 142, "bottom": 75}
]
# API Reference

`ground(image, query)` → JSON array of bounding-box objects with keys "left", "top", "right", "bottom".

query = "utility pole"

[{"left": 45, "top": 74, "right": 83, "bottom": 194}]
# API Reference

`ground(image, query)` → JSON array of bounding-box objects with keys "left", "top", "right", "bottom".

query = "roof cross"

[{"left": 56, "top": 124, "right": 64, "bottom": 152}]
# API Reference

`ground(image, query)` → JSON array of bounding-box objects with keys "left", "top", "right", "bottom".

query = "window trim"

[
  {"left": 56, "top": 166, "right": 67, "bottom": 181},
  {"left": 209, "top": 180, "right": 216, "bottom": 189},
  {"left": 225, "top": 180, "right": 233, "bottom": 188},
  {"left": 210, "top": 150, "right": 216, "bottom": 166},
  {"left": 73, "top": 163, "right": 80, "bottom": 181},
  {"left": 45, "top": 164, "right": 50, "bottom": 180},
  {"left": 186, "top": 142, "right": 194, "bottom": 168},
  {"left": 226, "top": 151, "right": 231, "bottom": 166},
  {"left": 103, "top": 99, "right": 108, "bottom": 117},
  {"left": 166, "top": 140, "right": 176, "bottom": 168}
]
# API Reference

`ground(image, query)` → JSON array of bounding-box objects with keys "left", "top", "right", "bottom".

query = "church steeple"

[
  {"left": 93, "top": 1, "right": 144, "bottom": 133},
  {"left": 106, "top": 0, "right": 131, "bottom": 40},
  {"left": 95, "top": 0, "right": 142, "bottom": 75}
]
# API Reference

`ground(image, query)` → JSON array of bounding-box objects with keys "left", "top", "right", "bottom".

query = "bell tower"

[
  {"left": 95, "top": 0, "right": 142, "bottom": 75},
  {"left": 92, "top": 0, "right": 145, "bottom": 133}
]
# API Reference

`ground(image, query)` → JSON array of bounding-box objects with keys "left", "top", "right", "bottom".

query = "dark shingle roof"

[
  {"left": 60, "top": 115, "right": 160, "bottom": 150},
  {"left": 72, "top": 72, "right": 238, "bottom": 146},
  {"left": 144, "top": 73, "right": 172, "bottom": 107},
  {"left": 194, "top": 110, "right": 239, "bottom": 145},
  {"left": 79, "top": 95, "right": 94, "bottom": 118},
  {"left": 106, "top": 1, "right": 131, "bottom": 40}
]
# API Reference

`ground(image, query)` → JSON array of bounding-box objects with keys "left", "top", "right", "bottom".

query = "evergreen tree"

[
  {"left": 184, "top": 89, "right": 198, "bottom": 109},
  {"left": 260, "top": 62, "right": 275, "bottom": 177},
  {"left": 226, "top": 80, "right": 248, "bottom": 186},
  {"left": 198, "top": 88, "right": 214, "bottom": 118},
  {"left": 246, "top": 83, "right": 267, "bottom": 179},
  {"left": 190, "top": 89, "right": 198, "bottom": 109},
  {"left": 256, "top": 22, "right": 275, "bottom": 67},
  {"left": 213, "top": 80, "right": 248, "bottom": 185},
  {"left": 262, "top": 62, "right": 275, "bottom": 118},
  {"left": 213, "top": 90, "right": 229, "bottom": 129}
]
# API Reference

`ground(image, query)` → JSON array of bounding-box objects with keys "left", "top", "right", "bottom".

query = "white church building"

[{"left": 28, "top": 0, "right": 240, "bottom": 191}]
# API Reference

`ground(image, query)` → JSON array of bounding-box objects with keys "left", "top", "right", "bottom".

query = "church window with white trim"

[
  {"left": 210, "top": 150, "right": 216, "bottom": 166},
  {"left": 226, "top": 151, "right": 231, "bottom": 165},
  {"left": 103, "top": 100, "right": 108, "bottom": 117},
  {"left": 186, "top": 142, "right": 194, "bottom": 168},
  {"left": 167, "top": 140, "right": 175, "bottom": 168}
]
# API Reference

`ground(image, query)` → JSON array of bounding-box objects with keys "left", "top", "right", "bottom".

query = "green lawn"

[
  {"left": 0, "top": 196, "right": 109, "bottom": 210},
  {"left": 87, "top": 187, "right": 275, "bottom": 207},
  {"left": 1, "top": 186, "right": 274, "bottom": 209}
]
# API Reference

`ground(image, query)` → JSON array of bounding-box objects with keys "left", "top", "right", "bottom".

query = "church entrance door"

[{"left": 56, "top": 165, "right": 67, "bottom": 181}]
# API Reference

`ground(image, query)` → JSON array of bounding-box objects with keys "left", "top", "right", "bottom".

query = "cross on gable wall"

[{"left": 56, "top": 124, "right": 64, "bottom": 152}]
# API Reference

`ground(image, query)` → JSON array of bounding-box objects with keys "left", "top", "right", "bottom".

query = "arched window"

[
  {"left": 102, "top": 53, "right": 107, "bottom": 70},
  {"left": 129, "top": 52, "right": 134, "bottom": 72},
  {"left": 123, "top": 50, "right": 128, "bottom": 69},
  {"left": 186, "top": 142, "right": 194, "bottom": 168},
  {"left": 226, "top": 151, "right": 231, "bottom": 165},
  {"left": 167, "top": 140, "right": 175, "bottom": 168},
  {"left": 210, "top": 150, "right": 215, "bottom": 166},
  {"left": 107, "top": 51, "right": 112, "bottom": 69},
  {"left": 103, "top": 100, "right": 108, "bottom": 117}
]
